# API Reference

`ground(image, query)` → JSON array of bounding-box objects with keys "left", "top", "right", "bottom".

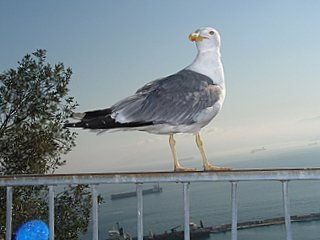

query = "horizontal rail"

[{"left": 1, "top": 168, "right": 320, "bottom": 186}]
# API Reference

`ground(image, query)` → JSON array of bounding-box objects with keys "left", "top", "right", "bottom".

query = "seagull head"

[{"left": 189, "top": 27, "right": 221, "bottom": 52}]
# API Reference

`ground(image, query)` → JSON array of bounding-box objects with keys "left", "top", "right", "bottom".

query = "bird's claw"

[
  {"left": 174, "top": 166, "right": 197, "bottom": 172},
  {"left": 203, "top": 164, "right": 231, "bottom": 171}
]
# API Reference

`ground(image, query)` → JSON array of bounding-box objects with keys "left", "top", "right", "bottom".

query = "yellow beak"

[{"left": 189, "top": 33, "right": 205, "bottom": 42}]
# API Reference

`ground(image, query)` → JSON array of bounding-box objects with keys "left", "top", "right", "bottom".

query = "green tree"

[
  {"left": 0, "top": 49, "right": 76, "bottom": 174},
  {"left": 0, "top": 50, "right": 97, "bottom": 239}
]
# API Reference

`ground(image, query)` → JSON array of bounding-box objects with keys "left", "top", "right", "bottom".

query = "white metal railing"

[{"left": 2, "top": 168, "right": 320, "bottom": 240}]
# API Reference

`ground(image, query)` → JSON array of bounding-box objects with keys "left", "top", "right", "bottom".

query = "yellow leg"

[
  {"left": 195, "top": 133, "right": 231, "bottom": 171},
  {"left": 169, "top": 134, "right": 196, "bottom": 172}
]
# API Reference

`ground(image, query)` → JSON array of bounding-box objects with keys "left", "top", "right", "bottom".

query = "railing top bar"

[{"left": 1, "top": 168, "right": 320, "bottom": 186}]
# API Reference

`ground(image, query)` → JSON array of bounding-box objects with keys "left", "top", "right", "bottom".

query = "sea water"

[{"left": 81, "top": 146, "right": 320, "bottom": 240}]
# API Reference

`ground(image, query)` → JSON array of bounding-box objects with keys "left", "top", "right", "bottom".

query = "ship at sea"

[
  {"left": 123, "top": 221, "right": 210, "bottom": 240},
  {"left": 107, "top": 213, "right": 320, "bottom": 240},
  {"left": 140, "top": 222, "right": 210, "bottom": 240},
  {"left": 111, "top": 184, "right": 162, "bottom": 200},
  {"left": 107, "top": 221, "right": 209, "bottom": 240}
]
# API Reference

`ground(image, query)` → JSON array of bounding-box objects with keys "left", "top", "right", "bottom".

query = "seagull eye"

[{"left": 209, "top": 31, "right": 215, "bottom": 35}]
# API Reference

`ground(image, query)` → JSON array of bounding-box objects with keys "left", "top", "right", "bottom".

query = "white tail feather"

[{"left": 72, "top": 112, "right": 86, "bottom": 120}]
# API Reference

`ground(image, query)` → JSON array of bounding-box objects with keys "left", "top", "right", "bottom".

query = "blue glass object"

[{"left": 16, "top": 220, "right": 49, "bottom": 240}]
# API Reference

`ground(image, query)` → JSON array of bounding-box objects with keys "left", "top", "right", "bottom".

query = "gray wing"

[{"left": 111, "top": 69, "right": 222, "bottom": 125}]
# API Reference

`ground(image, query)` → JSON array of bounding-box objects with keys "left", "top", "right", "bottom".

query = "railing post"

[
  {"left": 136, "top": 183, "right": 144, "bottom": 240},
  {"left": 6, "top": 186, "right": 12, "bottom": 240},
  {"left": 48, "top": 186, "right": 55, "bottom": 240},
  {"left": 231, "top": 182, "right": 238, "bottom": 240},
  {"left": 183, "top": 182, "right": 190, "bottom": 240},
  {"left": 91, "top": 184, "right": 99, "bottom": 240},
  {"left": 282, "top": 181, "right": 292, "bottom": 240}
]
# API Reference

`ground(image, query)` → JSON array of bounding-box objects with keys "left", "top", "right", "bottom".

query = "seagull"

[{"left": 64, "top": 27, "right": 230, "bottom": 172}]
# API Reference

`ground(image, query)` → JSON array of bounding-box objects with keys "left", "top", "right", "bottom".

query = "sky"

[{"left": 1, "top": 0, "right": 319, "bottom": 172}]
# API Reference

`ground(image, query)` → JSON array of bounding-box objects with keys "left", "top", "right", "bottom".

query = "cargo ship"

[
  {"left": 210, "top": 212, "right": 320, "bottom": 233},
  {"left": 132, "top": 221, "right": 210, "bottom": 240},
  {"left": 108, "top": 213, "right": 320, "bottom": 240},
  {"left": 111, "top": 184, "right": 162, "bottom": 200}
]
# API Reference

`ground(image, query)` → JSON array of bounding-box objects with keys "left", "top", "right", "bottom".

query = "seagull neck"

[
  {"left": 186, "top": 48, "right": 224, "bottom": 86},
  {"left": 198, "top": 48, "right": 221, "bottom": 60}
]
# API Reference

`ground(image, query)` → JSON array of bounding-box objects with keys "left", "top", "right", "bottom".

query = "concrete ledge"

[{"left": 1, "top": 168, "right": 320, "bottom": 186}]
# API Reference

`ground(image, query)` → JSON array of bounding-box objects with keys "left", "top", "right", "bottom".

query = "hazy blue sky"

[{"left": 1, "top": 1, "right": 319, "bottom": 172}]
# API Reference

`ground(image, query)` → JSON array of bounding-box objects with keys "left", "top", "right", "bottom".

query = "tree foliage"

[
  {"left": 0, "top": 50, "right": 99, "bottom": 239},
  {"left": 0, "top": 49, "right": 77, "bottom": 174}
]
